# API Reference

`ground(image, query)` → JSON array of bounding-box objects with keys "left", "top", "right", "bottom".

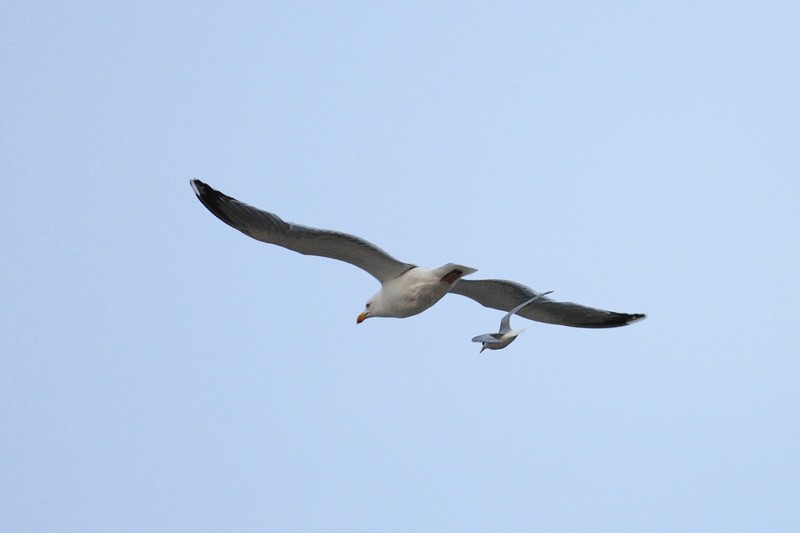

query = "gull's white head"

[{"left": 357, "top": 292, "right": 385, "bottom": 324}]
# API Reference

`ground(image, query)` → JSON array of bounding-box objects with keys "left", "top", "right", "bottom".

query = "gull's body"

[
  {"left": 362, "top": 263, "right": 477, "bottom": 319},
  {"left": 190, "top": 180, "right": 646, "bottom": 328},
  {"left": 472, "top": 291, "right": 553, "bottom": 353}
]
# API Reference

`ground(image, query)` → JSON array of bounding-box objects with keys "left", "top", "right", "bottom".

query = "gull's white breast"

[{"left": 381, "top": 267, "right": 454, "bottom": 318}]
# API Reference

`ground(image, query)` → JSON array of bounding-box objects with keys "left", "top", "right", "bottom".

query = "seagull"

[
  {"left": 471, "top": 291, "right": 553, "bottom": 353},
  {"left": 191, "top": 180, "right": 476, "bottom": 322},
  {"left": 190, "top": 180, "right": 646, "bottom": 327}
]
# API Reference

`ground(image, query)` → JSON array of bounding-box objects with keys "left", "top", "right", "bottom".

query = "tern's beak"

[
  {"left": 356, "top": 312, "right": 369, "bottom": 324},
  {"left": 480, "top": 345, "right": 487, "bottom": 353}
]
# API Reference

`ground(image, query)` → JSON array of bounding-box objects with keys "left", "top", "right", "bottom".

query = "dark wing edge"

[
  {"left": 450, "top": 279, "right": 646, "bottom": 329},
  {"left": 190, "top": 180, "right": 414, "bottom": 283}
]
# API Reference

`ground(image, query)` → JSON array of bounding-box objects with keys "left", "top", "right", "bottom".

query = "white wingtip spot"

[{"left": 628, "top": 314, "right": 647, "bottom": 325}]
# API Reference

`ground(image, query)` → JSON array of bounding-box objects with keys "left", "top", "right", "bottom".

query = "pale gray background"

[{"left": 3, "top": 2, "right": 798, "bottom": 531}]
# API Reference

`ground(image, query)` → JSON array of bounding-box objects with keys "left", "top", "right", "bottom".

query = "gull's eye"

[{"left": 366, "top": 303, "right": 371, "bottom": 308}]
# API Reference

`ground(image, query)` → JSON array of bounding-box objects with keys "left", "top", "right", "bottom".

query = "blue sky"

[{"left": 2, "top": 2, "right": 799, "bottom": 531}]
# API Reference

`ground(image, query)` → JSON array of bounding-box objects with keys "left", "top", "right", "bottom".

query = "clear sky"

[{"left": 2, "top": 2, "right": 799, "bottom": 531}]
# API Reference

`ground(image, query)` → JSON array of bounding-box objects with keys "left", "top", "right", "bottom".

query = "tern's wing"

[
  {"left": 498, "top": 291, "right": 554, "bottom": 333},
  {"left": 452, "top": 279, "right": 645, "bottom": 329},
  {"left": 471, "top": 333, "right": 505, "bottom": 344},
  {"left": 191, "top": 180, "right": 414, "bottom": 284}
]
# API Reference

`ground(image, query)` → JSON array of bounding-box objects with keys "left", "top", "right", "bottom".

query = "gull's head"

[
  {"left": 357, "top": 295, "right": 383, "bottom": 324},
  {"left": 357, "top": 289, "right": 398, "bottom": 323}
]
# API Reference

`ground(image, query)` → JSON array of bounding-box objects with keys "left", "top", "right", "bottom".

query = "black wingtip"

[
  {"left": 601, "top": 312, "right": 647, "bottom": 328},
  {"left": 189, "top": 179, "right": 214, "bottom": 203},
  {"left": 569, "top": 311, "right": 647, "bottom": 329},
  {"left": 189, "top": 179, "right": 239, "bottom": 229},
  {"left": 628, "top": 313, "right": 647, "bottom": 324}
]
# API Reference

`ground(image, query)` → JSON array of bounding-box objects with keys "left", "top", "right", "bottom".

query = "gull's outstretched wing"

[
  {"left": 451, "top": 279, "right": 645, "bottom": 329},
  {"left": 191, "top": 180, "right": 415, "bottom": 283},
  {"left": 498, "top": 291, "right": 554, "bottom": 333}
]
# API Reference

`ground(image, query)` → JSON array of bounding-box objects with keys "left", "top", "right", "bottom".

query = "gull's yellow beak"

[{"left": 356, "top": 312, "right": 369, "bottom": 324}]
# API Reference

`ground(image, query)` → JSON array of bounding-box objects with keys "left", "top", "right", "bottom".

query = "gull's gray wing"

[
  {"left": 498, "top": 291, "right": 554, "bottom": 333},
  {"left": 451, "top": 279, "right": 645, "bottom": 329},
  {"left": 471, "top": 333, "right": 505, "bottom": 344},
  {"left": 191, "top": 180, "right": 415, "bottom": 284}
]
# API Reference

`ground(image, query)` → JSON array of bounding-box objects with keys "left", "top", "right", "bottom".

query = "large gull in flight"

[{"left": 190, "top": 180, "right": 645, "bottom": 328}]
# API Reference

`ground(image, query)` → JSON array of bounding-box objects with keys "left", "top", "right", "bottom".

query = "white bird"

[
  {"left": 471, "top": 291, "right": 553, "bottom": 353},
  {"left": 190, "top": 180, "right": 646, "bottom": 327},
  {"left": 191, "top": 180, "right": 476, "bottom": 323}
]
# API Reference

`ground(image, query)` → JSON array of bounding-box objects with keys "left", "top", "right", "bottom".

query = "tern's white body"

[
  {"left": 474, "top": 330, "right": 524, "bottom": 352},
  {"left": 472, "top": 291, "right": 553, "bottom": 353}
]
